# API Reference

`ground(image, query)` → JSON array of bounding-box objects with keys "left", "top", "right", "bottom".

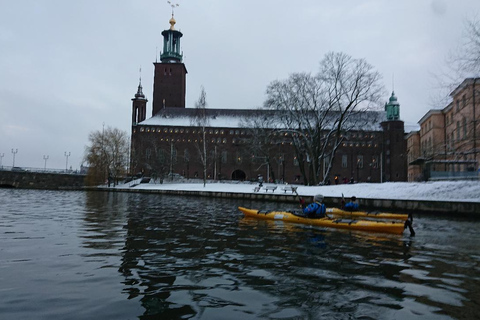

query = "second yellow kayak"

[{"left": 326, "top": 208, "right": 409, "bottom": 221}]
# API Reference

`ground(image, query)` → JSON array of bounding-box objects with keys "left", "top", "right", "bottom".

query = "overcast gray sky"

[{"left": 1, "top": 0, "right": 479, "bottom": 170}]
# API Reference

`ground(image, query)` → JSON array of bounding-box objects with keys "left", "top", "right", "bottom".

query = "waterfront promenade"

[{"left": 89, "top": 179, "right": 480, "bottom": 216}]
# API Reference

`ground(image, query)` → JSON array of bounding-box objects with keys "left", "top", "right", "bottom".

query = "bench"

[
  {"left": 253, "top": 186, "right": 261, "bottom": 192},
  {"left": 263, "top": 186, "right": 277, "bottom": 192},
  {"left": 282, "top": 186, "right": 298, "bottom": 193}
]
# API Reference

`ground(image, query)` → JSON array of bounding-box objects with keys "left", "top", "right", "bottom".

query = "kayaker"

[
  {"left": 343, "top": 196, "right": 359, "bottom": 211},
  {"left": 300, "top": 194, "right": 326, "bottom": 218}
]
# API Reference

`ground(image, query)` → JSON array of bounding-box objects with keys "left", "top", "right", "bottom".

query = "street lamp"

[
  {"left": 64, "top": 152, "right": 71, "bottom": 172},
  {"left": 43, "top": 155, "right": 49, "bottom": 171},
  {"left": 11, "top": 149, "right": 18, "bottom": 167}
]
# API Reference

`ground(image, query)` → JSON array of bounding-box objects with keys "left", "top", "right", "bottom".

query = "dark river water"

[{"left": 0, "top": 189, "right": 479, "bottom": 320}]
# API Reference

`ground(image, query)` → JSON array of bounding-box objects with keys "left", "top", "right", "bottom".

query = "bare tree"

[
  {"left": 84, "top": 126, "right": 130, "bottom": 186},
  {"left": 433, "top": 16, "right": 480, "bottom": 104},
  {"left": 191, "top": 86, "right": 209, "bottom": 187},
  {"left": 455, "top": 17, "right": 480, "bottom": 76},
  {"left": 264, "top": 52, "right": 384, "bottom": 185},
  {"left": 240, "top": 111, "right": 281, "bottom": 182}
]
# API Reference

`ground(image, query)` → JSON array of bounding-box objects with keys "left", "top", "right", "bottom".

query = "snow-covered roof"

[
  {"left": 140, "top": 108, "right": 258, "bottom": 128},
  {"left": 139, "top": 108, "right": 388, "bottom": 132}
]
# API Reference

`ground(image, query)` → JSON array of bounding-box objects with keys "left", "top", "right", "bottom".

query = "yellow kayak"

[
  {"left": 326, "top": 208, "right": 409, "bottom": 221},
  {"left": 238, "top": 207, "right": 410, "bottom": 235}
]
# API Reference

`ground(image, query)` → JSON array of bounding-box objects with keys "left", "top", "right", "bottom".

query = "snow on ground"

[{"left": 115, "top": 180, "right": 480, "bottom": 203}]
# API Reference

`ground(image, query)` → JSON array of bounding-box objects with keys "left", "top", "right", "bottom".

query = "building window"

[
  {"left": 356, "top": 155, "right": 363, "bottom": 169},
  {"left": 372, "top": 156, "right": 379, "bottom": 168},
  {"left": 457, "top": 121, "right": 460, "bottom": 141},
  {"left": 222, "top": 151, "right": 228, "bottom": 164},
  {"left": 342, "top": 155, "right": 347, "bottom": 168},
  {"left": 172, "top": 147, "right": 177, "bottom": 162},
  {"left": 463, "top": 117, "right": 467, "bottom": 139}
]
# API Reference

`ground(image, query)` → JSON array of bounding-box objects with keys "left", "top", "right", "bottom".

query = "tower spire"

[
  {"left": 160, "top": 2, "right": 183, "bottom": 63},
  {"left": 135, "top": 67, "right": 146, "bottom": 99},
  {"left": 167, "top": 1, "right": 179, "bottom": 30}
]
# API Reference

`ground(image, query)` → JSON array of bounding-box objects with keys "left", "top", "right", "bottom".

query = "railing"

[
  {"left": 430, "top": 170, "right": 479, "bottom": 180},
  {"left": 0, "top": 166, "right": 85, "bottom": 175}
]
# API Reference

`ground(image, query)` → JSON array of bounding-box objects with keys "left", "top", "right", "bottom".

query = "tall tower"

[
  {"left": 381, "top": 92, "right": 406, "bottom": 181},
  {"left": 152, "top": 14, "right": 187, "bottom": 115},
  {"left": 131, "top": 78, "right": 148, "bottom": 125}
]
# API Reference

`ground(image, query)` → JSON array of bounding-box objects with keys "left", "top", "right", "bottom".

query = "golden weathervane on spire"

[{"left": 167, "top": 1, "right": 179, "bottom": 30}]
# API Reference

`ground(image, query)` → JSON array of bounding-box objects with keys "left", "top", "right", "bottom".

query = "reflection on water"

[{"left": 0, "top": 189, "right": 479, "bottom": 319}]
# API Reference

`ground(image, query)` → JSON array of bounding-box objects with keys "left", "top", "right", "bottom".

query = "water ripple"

[{"left": 1, "top": 189, "right": 479, "bottom": 319}]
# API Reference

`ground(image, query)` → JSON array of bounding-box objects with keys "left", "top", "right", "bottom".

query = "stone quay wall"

[
  {"left": 88, "top": 186, "right": 480, "bottom": 217},
  {"left": 0, "top": 170, "right": 85, "bottom": 190}
]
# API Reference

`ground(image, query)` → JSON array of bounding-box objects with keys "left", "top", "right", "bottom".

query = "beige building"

[
  {"left": 407, "top": 78, "right": 479, "bottom": 181},
  {"left": 406, "top": 131, "right": 421, "bottom": 181}
]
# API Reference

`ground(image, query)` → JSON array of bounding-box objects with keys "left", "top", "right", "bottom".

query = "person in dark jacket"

[
  {"left": 343, "top": 196, "right": 359, "bottom": 211},
  {"left": 301, "top": 194, "right": 327, "bottom": 218}
]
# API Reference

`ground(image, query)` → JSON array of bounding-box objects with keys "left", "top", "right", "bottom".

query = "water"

[{"left": 0, "top": 189, "right": 479, "bottom": 320}]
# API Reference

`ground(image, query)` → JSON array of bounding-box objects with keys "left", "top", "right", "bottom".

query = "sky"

[{"left": 1, "top": 0, "right": 479, "bottom": 170}]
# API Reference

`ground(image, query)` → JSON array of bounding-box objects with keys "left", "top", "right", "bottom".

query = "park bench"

[
  {"left": 263, "top": 186, "right": 277, "bottom": 192},
  {"left": 282, "top": 186, "right": 298, "bottom": 193},
  {"left": 253, "top": 186, "right": 261, "bottom": 192}
]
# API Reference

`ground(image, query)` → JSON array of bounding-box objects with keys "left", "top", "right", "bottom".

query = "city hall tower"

[{"left": 152, "top": 14, "right": 188, "bottom": 115}]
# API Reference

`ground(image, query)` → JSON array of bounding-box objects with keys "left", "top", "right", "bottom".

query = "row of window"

[
  {"left": 422, "top": 118, "right": 470, "bottom": 154},
  {"left": 136, "top": 127, "right": 377, "bottom": 140},
  {"left": 141, "top": 136, "right": 380, "bottom": 149},
  {"left": 144, "top": 147, "right": 380, "bottom": 169}
]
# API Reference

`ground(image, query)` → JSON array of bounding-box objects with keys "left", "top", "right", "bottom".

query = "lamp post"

[
  {"left": 43, "top": 155, "right": 49, "bottom": 171},
  {"left": 0, "top": 153, "right": 4, "bottom": 169},
  {"left": 11, "top": 149, "right": 18, "bottom": 167},
  {"left": 64, "top": 152, "right": 71, "bottom": 172}
]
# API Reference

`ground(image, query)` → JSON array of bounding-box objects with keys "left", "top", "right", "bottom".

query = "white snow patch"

[{"left": 114, "top": 180, "right": 480, "bottom": 202}]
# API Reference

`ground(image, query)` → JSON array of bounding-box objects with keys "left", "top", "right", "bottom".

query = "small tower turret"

[
  {"left": 385, "top": 91, "right": 400, "bottom": 120},
  {"left": 132, "top": 78, "right": 148, "bottom": 125}
]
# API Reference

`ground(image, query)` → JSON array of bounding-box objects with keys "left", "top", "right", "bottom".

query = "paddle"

[
  {"left": 293, "top": 189, "right": 306, "bottom": 209},
  {"left": 404, "top": 213, "right": 416, "bottom": 236}
]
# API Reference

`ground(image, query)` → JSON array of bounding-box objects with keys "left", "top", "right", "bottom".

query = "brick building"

[
  {"left": 130, "top": 15, "right": 408, "bottom": 184},
  {"left": 407, "top": 78, "right": 479, "bottom": 181}
]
